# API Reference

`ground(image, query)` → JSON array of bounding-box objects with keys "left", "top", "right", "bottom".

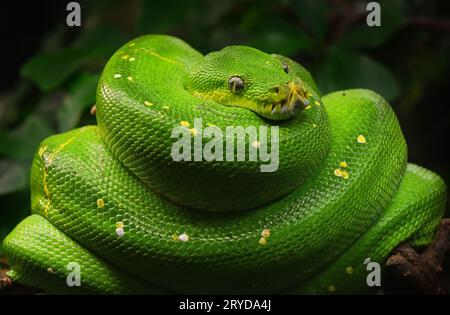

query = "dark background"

[{"left": 0, "top": 0, "right": 449, "bottom": 265}]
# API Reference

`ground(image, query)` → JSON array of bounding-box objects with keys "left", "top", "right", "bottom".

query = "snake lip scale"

[
  {"left": 258, "top": 80, "right": 310, "bottom": 120},
  {"left": 1, "top": 34, "right": 446, "bottom": 295},
  {"left": 270, "top": 84, "right": 305, "bottom": 117}
]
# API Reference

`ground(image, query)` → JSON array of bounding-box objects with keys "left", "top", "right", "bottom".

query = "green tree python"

[{"left": 2, "top": 35, "right": 447, "bottom": 294}]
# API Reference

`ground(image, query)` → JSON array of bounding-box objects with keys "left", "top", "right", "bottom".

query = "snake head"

[{"left": 185, "top": 46, "right": 313, "bottom": 121}]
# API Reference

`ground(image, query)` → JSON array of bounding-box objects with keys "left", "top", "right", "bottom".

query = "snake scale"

[{"left": 2, "top": 35, "right": 447, "bottom": 294}]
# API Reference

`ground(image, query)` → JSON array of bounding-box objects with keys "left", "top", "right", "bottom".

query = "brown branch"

[
  {"left": 0, "top": 258, "right": 41, "bottom": 295},
  {"left": 385, "top": 219, "right": 450, "bottom": 294},
  {"left": 0, "top": 257, "right": 13, "bottom": 290}
]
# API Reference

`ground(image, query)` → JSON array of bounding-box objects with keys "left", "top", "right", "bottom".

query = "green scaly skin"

[{"left": 2, "top": 35, "right": 447, "bottom": 294}]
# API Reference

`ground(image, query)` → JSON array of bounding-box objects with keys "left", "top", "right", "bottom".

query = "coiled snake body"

[{"left": 3, "top": 35, "right": 447, "bottom": 294}]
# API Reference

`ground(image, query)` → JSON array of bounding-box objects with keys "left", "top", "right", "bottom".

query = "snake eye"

[
  {"left": 228, "top": 76, "right": 244, "bottom": 93},
  {"left": 283, "top": 64, "right": 289, "bottom": 74}
]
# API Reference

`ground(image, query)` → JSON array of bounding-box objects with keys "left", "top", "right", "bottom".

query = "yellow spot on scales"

[
  {"left": 261, "top": 229, "right": 270, "bottom": 238},
  {"left": 305, "top": 105, "right": 312, "bottom": 110},
  {"left": 172, "top": 233, "right": 190, "bottom": 242},
  {"left": 144, "top": 101, "right": 153, "bottom": 106},
  {"left": 115, "top": 221, "right": 125, "bottom": 237},
  {"left": 334, "top": 162, "right": 350, "bottom": 179},
  {"left": 147, "top": 50, "right": 178, "bottom": 64},
  {"left": 259, "top": 228, "right": 270, "bottom": 245},
  {"left": 314, "top": 101, "right": 320, "bottom": 106},
  {"left": 43, "top": 199, "right": 51, "bottom": 217},
  {"left": 341, "top": 170, "right": 349, "bottom": 179},
  {"left": 43, "top": 173, "right": 50, "bottom": 198},
  {"left": 180, "top": 121, "right": 190, "bottom": 127},
  {"left": 189, "top": 128, "right": 198, "bottom": 136},
  {"left": 129, "top": 57, "right": 136, "bottom": 62},
  {"left": 128, "top": 43, "right": 135, "bottom": 47},
  {"left": 328, "top": 285, "right": 336, "bottom": 293},
  {"left": 49, "top": 137, "right": 75, "bottom": 163},
  {"left": 38, "top": 145, "right": 47, "bottom": 157},
  {"left": 312, "top": 123, "right": 317, "bottom": 128},
  {"left": 346, "top": 266, "right": 353, "bottom": 274},
  {"left": 113, "top": 74, "right": 122, "bottom": 79},
  {"left": 127, "top": 76, "right": 133, "bottom": 82},
  {"left": 162, "top": 106, "right": 170, "bottom": 110},
  {"left": 46, "top": 137, "right": 76, "bottom": 166},
  {"left": 57, "top": 137, "right": 76, "bottom": 152},
  {"left": 121, "top": 54, "right": 130, "bottom": 60},
  {"left": 258, "top": 237, "right": 267, "bottom": 246},
  {"left": 96, "top": 198, "right": 105, "bottom": 208},
  {"left": 39, "top": 144, "right": 52, "bottom": 215},
  {"left": 251, "top": 140, "right": 260, "bottom": 149},
  {"left": 334, "top": 169, "right": 343, "bottom": 177},
  {"left": 357, "top": 135, "right": 367, "bottom": 144},
  {"left": 116, "top": 222, "right": 124, "bottom": 229}
]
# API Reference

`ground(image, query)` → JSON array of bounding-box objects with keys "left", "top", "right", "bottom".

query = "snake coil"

[{"left": 2, "top": 35, "right": 446, "bottom": 294}]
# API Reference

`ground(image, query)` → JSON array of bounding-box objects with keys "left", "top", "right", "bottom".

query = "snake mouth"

[{"left": 260, "top": 81, "right": 310, "bottom": 120}]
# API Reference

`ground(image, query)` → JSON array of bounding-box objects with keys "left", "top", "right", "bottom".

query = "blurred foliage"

[{"left": 0, "top": 0, "right": 449, "bottom": 252}]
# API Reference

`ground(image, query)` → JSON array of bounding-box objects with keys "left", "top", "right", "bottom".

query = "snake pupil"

[
  {"left": 228, "top": 76, "right": 244, "bottom": 93},
  {"left": 283, "top": 64, "right": 289, "bottom": 74}
]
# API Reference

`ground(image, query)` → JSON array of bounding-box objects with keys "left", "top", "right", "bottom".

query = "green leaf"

[
  {"left": 58, "top": 72, "right": 99, "bottom": 132},
  {"left": 338, "top": 0, "right": 406, "bottom": 49},
  {"left": 0, "top": 160, "right": 27, "bottom": 195},
  {"left": 0, "top": 115, "right": 53, "bottom": 160},
  {"left": 21, "top": 48, "right": 92, "bottom": 91},
  {"left": 317, "top": 48, "right": 399, "bottom": 101},
  {"left": 21, "top": 27, "right": 125, "bottom": 92}
]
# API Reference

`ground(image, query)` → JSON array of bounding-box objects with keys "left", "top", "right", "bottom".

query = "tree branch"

[{"left": 385, "top": 219, "right": 450, "bottom": 294}]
